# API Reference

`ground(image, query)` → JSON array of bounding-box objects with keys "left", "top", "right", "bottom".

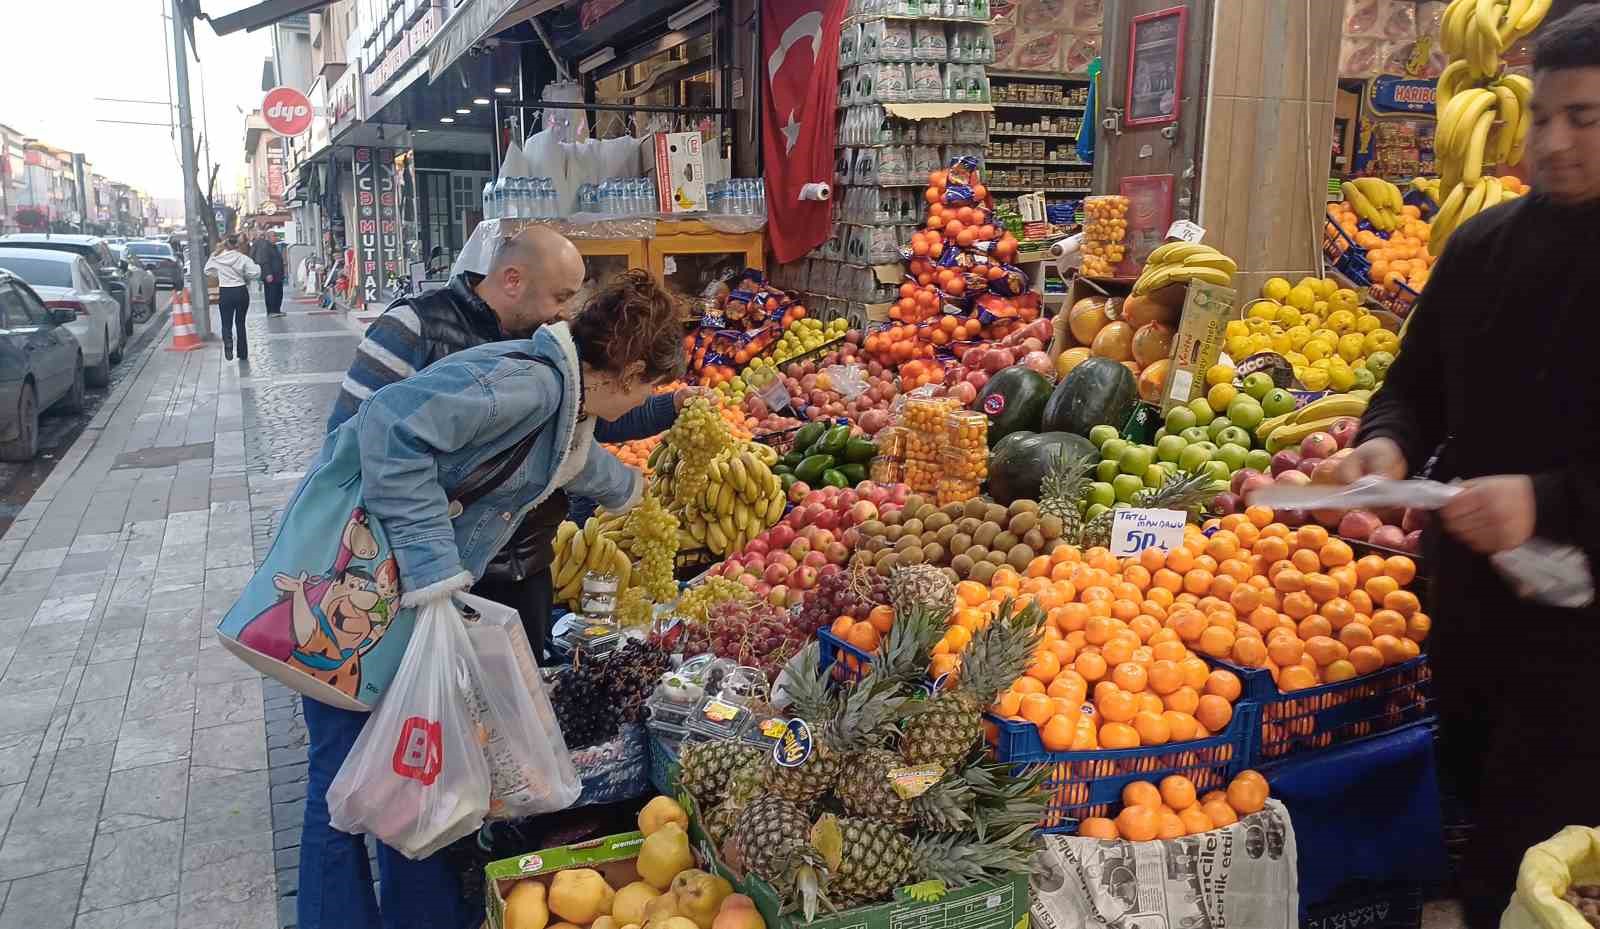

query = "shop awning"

[{"left": 428, "top": 0, "right": 563, "bottom": 83}]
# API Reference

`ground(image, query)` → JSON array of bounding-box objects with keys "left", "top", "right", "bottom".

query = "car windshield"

[
  {"left": 126, "top": 243, "right": 173, "bottom": 259},
  {"left": 0, "top": 257, "right": 74, "bottom": 288}
]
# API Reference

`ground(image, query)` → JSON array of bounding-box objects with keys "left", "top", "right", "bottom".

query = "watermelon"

[
  {"left": 1040, "top": 356, "right": 1140, "bottom": 437},
  {"left": 974, "top": 365, "right": 1053, "bottom": 446},
  {"left": 988, "top": 431, "right": 1098, "bottom": 505}
]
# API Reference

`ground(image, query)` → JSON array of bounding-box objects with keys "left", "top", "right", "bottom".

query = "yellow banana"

[
  {"left": 1442, "top": 88, "right": 1497, "bottom": 159},
  {"left": 1435, "top": 60, "right": 1471, "bottom": 113},
  {"left": 1145, "top": 241, "right": 1214, "bottom": 265},
  {"left": 1462, "top": 109, "right": 1495, "bottom": 185},
  {"left": 1342, "top": 181, "right": 1380, "bottom": 223},
  {"left": 1290, "top": 394, "right": 1368, "bottom": 423},
  {"left": 1501, "top": 74, "right": 1533, "bottom": 164},
  {"left": 765, "top": 492, "right": 786, "bottom": 525},
  {"left": 706, "top": 522, "right": 729, "bottom": 555},
  {"left": 554, "top": 520, "right": 578, "bottom": 556},
  {"left": 1513, "top": 0, "right": 1552, "bottom": 36},
  {"left": 555, "top": 531, "right": 588, "bottom": 588},
  {"left": 1266, "top": 416, "right": 1348, "bottom": 454},
  {"left": 1428, "top": 182, "right": 1468, "bottom": 255},
  {"left": 1482, "top": 176, "right": 1504, "bottom": 213},
  {"left": 1489, "top": 83, "right": 1520, "bottom": 166},
  {"left": 747, "top": 442, "right": 777, "bottom": 466},
  {"left": 1439, "top": 0, "right": 1468, "bottom": 56},
  {"left": 1460, "top": 179, "right": 1491, "bottom": 225},
  {"left": 1183, "top": 253, "right": 1238, "bottom": 276}
]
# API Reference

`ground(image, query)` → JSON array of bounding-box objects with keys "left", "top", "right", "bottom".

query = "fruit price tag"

[
  {"left": 1166, "top": 220, "right": 1206, "bottom": 243},
  {"left": 1110, "top": 508, "right": 1189, "bottom": 557}
]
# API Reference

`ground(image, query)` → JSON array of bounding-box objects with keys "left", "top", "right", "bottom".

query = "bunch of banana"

[
  {"left": 1254, "top": 393, "right": 1371, "bottom": 454},
  {"left": 1435, "top": 75, "right": 1530, "bottom": 190},
  {"left": 1438, "top": 0, "right": 1551, "bottom": 81},
  {"left": 1341, "top": 178, "right": 1404, "bottom": 231},
  {"left": 1409, "top": 176, "right": 1442, "bottom": 206},
  {"left": 1428, "top": 174, "right": 1524, "bottom": 251},
  {"left": 655, "top": 441, "right": 785, "bottom": 556},
  {"left": 551, "top": 515, "right": 633, "bottom": 606},
  {"left": 1130, "top": 241, "right": 1237, "bottom": 296}
]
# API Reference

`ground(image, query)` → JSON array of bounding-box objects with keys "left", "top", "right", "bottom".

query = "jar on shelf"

[
  {"left": 1081, "top": 195, "right": 1131, "bottom": 278},
  {"left": 870, "top": 455, "right": 906, "bottom": 484},
  {"left": 903, "top": 396, "right": 960, "bottom": 434},
  {"left": 936, "top": 475, "right": 981, "bottom": 506},
  {"left": 940, "top": 445, "right": 988, "bottom": 483},
  {"left": 945, "top": 409, "right": 989, "bottom": 451},
  {"left": 905, "top": 456, "right": 941, "bottom": 493}
]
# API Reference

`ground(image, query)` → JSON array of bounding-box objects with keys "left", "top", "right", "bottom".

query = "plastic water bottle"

[
  {"left": 537, "top": 178, "right": 554, "bottom": 218},
  {"left": 642, "top": 177, "right": 658, "bottom": 214},
  {"left": 492, "top": 177, "right": 507, "bottom": 219},
  {"left": 482, "top": 181, "right": 496, "bottom": 220}
]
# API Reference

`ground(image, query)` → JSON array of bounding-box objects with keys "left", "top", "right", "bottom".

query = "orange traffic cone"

[{"left": 167, "top": 289, "right": 202, "bottom": 352}]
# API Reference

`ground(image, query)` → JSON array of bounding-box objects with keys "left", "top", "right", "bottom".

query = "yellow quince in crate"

[{"left": 1502, "top": 826, "right": 1600, "bottom": 929}]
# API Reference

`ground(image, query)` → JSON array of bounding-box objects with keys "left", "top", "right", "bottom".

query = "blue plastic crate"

[
  {"left": 987, "top": 701, "right": 1259, "bottom": 833},
  {"left": 816, "top": 627, "right": 874, "bottom": 683},
  {"left": 1303, "top": 880, "right": 1423, "bottom": 929},
  {"left": 647, "top": 729, "right": 680, "bottom": 797},
  {"left": 1203, "top": 655, "right": 1433, "bottom": 764},
  {"left": 1323, "top": 212, "right": 1373, "bottom": 285}
]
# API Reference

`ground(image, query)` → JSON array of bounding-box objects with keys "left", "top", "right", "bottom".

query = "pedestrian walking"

[
  {"left": 328, "top": 227, "right": 696, "bottom": 658},
  {"left": 252, "top": 228, "right": 287, "bottom": 316},
  {"left": 205, "top": 234, "right": 260, "bottom": 361},
  {"left": 1336, "top": 7, "right": 1600, "bottom": 925},
  {"left": 296, "top": 271, "right": 685, "bottom": 929}
]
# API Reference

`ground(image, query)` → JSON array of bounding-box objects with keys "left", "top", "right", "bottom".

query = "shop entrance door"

[{"left": 1095, "top": 0, "right": 1213, "bottom": 223}]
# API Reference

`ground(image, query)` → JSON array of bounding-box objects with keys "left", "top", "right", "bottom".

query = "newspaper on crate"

[{"left": 1031, "top": 799, "right": 1299, "bottom": 929}]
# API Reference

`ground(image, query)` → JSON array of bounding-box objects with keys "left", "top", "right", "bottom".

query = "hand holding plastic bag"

[
  {"left": 1501, "top": 826, "right": 1600, "bottom": 929},
  {"left": 1248, "top": 477, "right": 1595, "bottom": 608},
  {"left": 326, "top": 599, "right": 491, "bottom": 860}
]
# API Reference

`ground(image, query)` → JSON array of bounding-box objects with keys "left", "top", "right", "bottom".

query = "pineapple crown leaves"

[
  {"left": 956, "top": 596, "right": 1047, "bottom": 708},
  {"left": 1132, "top": 468, "right": 1226, "bottom": 517},
  {"left": 777, "top": 641, "right": 837, "bottom": 724},
  {"left": 1040, "top": 443, "right": 1097, "bottom": 508},
  {"left": 828, "top": 672, "right": 914, "bottom": 752},
  {"left": 908, "top": 831, "right": 1005, "bottom": 889},
  {"left": 903, "top": 880, "right": 949, "bottom": 903},
  {"left": 860, "top": 602, "right": 947, "bottom": 692}
]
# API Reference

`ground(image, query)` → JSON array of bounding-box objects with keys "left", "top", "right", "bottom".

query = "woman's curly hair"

[{"left": 569, "top": 269, "right": 687, "bottom": 384}]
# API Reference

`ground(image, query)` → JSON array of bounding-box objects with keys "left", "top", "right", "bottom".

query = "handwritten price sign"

[{"left": 1109, "top": 508, "right": 1189, "bottom": 557}]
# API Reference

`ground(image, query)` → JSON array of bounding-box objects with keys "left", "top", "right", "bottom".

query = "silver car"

[
  {"left": 0, "top": 248, "right": 124, "bottom": 386},
  {"left": 109, "top": 244, "right": 157, "bottom": 321},
  {"left": 0, "top": 271, "right": 86, "bottom": 460}
]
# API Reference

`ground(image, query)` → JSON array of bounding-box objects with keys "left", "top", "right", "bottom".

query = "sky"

[{"left": 2, "top": 0, "right": 273, "bottom": 205}]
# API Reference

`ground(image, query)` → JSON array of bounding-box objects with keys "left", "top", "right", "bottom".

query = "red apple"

[
  {"left": 1296, "top": 458, "right": 1322, "bottom": 477},
  {"left": 738, "top": 573, "right": 761, "bottom": 592},
  {"left": 744, "top": 538, "right": 769, "bottom": 557},
  {"left": 1230, "top": 468, "right": 1261, "bottom": 495},
  {"left": 788, "top": 538, "right": 812, "bottom": 560},
  {"left": 785, "top": 587, "right": 806, "bottom": 609},
  {"left": 754, "top": 581, "right": 771, "bottom": 597},
  {"left": 1327, "top": 417, "right": 1360, "bottom": 449},
  {"left": 1301, "top": 432, "right": 1338, "bottom": 460},
  {"left": 841, "top": 526, "right": 861, "bottom": 548},
  {"left": 1371, "top": 525, "right": 1407, "bottom": 550},
  {"left": 745, "top": 553, "right": 767, "bottom": 573},
  {"left": 770, "top": 551, "right": 797, "bottom": 572},
  {"left": 1401, "top": 508, "right": 1428, "bottom": 533},
  {"left": 949, "top": 381, "right": 978, "bottom": 406},
  {"left": 769, "top": 524, "right": 796, "bottom": 549},
  {"left": 1277, "top": 470, "right": 1312, "bottom": 487},
  {"left": 1240, "top": 473, "right": 1276, "bottom": 500},
  {"left": 824, "top": 541, "right": 850, "bottom": 564},
  {"left": 1212, "top": 492, "right": 1242, "bottom": 515},
  {"left": 1270, "top": 450, "right": 1302, "bottom": 476},
  {"left": 818, "top": 563, "right": 843, "bottom": 581},
  {"left": 849, "top": 500, "right": 880, "bottom": 526},
  {"left": 814, "top": 509, "right": 840, "bottom": 532},
  {"left": 802, "top": 490, "right": 827, "bottom": 508},
  {"left": 787, "top": 481, "right": 811, "bottom": 504},
  {"left": 802, "top": 551, "right": 828, "bottom": 570},
  {"left": 1401, "top": 529, "right": 1423, "bottom": 553},
  {"left": 965, "top": 370, "right": 990, "bottom": 391},
  {"left": 763, "top": 563, "right": 789, "bottom": 586},
  {"left": 768, "top": 585, "right": 790, "bottom": 607},
  {"left": 1338, "top": 510, "right": 1382, "bottom": 541},
  {"left": 788, "top": 565, "right": 818, "bottom": 589}
]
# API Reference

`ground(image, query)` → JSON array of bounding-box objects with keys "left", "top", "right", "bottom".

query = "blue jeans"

[{"left": 298, "top": 696, "right": 480, "bottom": 929}]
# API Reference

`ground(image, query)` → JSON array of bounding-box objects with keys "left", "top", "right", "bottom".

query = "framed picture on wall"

[{"left": 1126, "top": 6, "right": 1188, "bottom": 128}]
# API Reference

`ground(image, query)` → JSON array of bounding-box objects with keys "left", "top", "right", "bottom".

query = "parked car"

[
  {"left": 0, "top": 248, "right": 124, "bottom": 387},
  {"left": 0, "top": 234, "right": 132, "bottom": 338},
  {"left": 0, "top": 270, "right": 86, "bottom": 460},
  {"left": 108, "top": 244, "right": 157, "bottom": 319},
  {"left": 124, "top": 241, "right": 184, "bottom": 289}
]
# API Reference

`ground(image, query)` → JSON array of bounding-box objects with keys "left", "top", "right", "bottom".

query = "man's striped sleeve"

[{"left": 326, "top": 305, "right": 426, "bottom": 432}]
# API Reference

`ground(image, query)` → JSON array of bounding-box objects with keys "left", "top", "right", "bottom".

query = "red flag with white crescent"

[{"left": 761, "top": 0, "right": 846, "bottom": 264}]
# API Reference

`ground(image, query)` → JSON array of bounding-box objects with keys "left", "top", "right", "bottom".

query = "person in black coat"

[
  {"left": 1337, "top": 8, "right": 1600, "bottom": 925},
  {"left": 250, "top": 228, "right": 287, "bottom": 316}
]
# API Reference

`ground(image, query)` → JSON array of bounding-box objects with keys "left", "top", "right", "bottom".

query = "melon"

[
  {"left": 1138, "top": 358, "right": 1171, "bottom": 403},
  {"left": 1041, "top": 356, "right": 1141, "bottom": 437},
  {"left": 1068, "top": 298, "right": 1110, "bottom": 345},
  {"left": 1122, "top": 294, "right": 1181, "bottom": 328},
  {"left": 1055, "top": 346, "right": 1092, "bottom": 379},
  {"left": 1131, "top": 322, "right": 1175, "bottom": 367},
  {"left": 1091, "top": 321, "right": 1135, "bottom": 362}
]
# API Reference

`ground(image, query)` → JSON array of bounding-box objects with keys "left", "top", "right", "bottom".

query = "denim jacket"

[{"left": 321, "top": 322, "right": 642, "bottom": 604}]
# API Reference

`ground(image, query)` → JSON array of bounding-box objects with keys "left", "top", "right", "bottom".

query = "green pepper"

[
  {"left": 820, "top": 468, "right": 849, "bottom": 488},
  {"left": 792, "top": 422, "right": 827, "bottom": 453}
]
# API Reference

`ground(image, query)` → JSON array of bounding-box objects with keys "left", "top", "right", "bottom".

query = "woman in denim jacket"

[{"left": 297, "top": 272, "right": 685, "bottom": 929}]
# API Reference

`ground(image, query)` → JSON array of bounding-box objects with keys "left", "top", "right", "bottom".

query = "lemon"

[
  {"left": 1285, "top": 351, "right": 1309, "bottom": 368},
  {"left": 1328, "top": 365, "right": 1357, "bottom": 391},
  {"left": 1315, "top": 278, "right": 1339, "bottom": 299},
  {"left": 1352, "top": 366, "right": 1377, "bottom": 389},
  {"left": 1303, "top": 338, "right": 1333, "bottom": 361},
  {"left": 1363, "top": 330, "right": 1399, "bottom": 354},
  {"left": 1311, "top": 300, "right": 1330, "bottom": 318},
  {"left": 1337, "top": 333, "right": 1366, "bottom": 362},
  {"left": 1207, "top": 383, "right": 1238, "bottom": 410},
  {"left": 1269, "top": 332, "right": 1293, "bottom": 354},
  {"left": 1249, "top": 333, "right": 1273, "bottom": 353},
  {"left": 1286, "top": 325, "right": 1312, "bottom": 350},
  {"left": 1249, "top": 300, "right": 1281, "bottom": 321},
  {"left": 1296, "top": 276, "right": 1321, "bottom": 294},
  {"left": 1355, "top": 314, "right": 1382, "bottom": 333},
  {"left": 1299, "top": 367, "right": 1331, "bottom": 391},
  {"left": 1286, "top": 285, "right": 1317, "bottom": 311},
  {"left": 1226, "top": 335, "right": 1252, "bottom": 358},
  {"left": 1311, "top": 357, "right": 1332, "bottom": 370},
  {"left": 1276, "top": 305, "right": 1304, "bottom": 327},
  {"left": 1327, "top": 309, "right": 1356, "bottom": 333},
  {"left": 1226, "top": 319, "right": 1250, "bottom": 338},
  {"left": 1262, "top": 277, "right": 1292, "bottom": 301},
  {"left": 1206, "top": 363, "right": 1237, "bottom": 386},
  {"left": 1302, "top": 314, "right": 1322, "bottom": 331}
]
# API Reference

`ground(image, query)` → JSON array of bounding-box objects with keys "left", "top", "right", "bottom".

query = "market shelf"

[
  {"left": 986, "top": 130, "right": 1078, "bottom": 139},
  {"left": 988, "top": 70, "right": 1091, "bottom": 81},
  {"left": 843, "top": 13, "right": 993, "bottom": 25},
  {"left": 986, "top": 185, "right": 1092, "bottom": 193},
  {"left": 989, "top": 101, "right": 1086, "bottom": 111},
  {"left": 981, "top": 157, "right": 1092, "bottom": 167}
]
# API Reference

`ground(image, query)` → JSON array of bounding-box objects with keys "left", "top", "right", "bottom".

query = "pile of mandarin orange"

[
  {"left": 1077, "top": 771, "right": 1271, "bottom": 841},
  {"left": 929, "top": 505, "right": 1429, "bottom": 754}
]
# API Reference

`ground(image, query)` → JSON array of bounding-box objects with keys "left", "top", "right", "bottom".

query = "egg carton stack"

[
  {"left": 902, "top": 396, "right": 962, "bottom": 493},
  {"left": 939, "top": 410, "right": 989, "bottom": 505}
]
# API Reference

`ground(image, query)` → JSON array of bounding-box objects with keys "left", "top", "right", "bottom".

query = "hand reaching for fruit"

[{"left": 1333, "top": 438, "right": 1409, "bottom": 485}]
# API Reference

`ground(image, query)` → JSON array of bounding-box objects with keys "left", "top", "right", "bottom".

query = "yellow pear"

[
  {"left": 641, "top": 892, "right": 681, "bottom": 923},
  {"left": 660, "top": 919, "right": 701, "bottom": 929},
  {"left": 636, "top": 823, "right": 694, "bottom": 890},
  {"left": 505, "top": 879, "right": 550, "bottom": 929},
  {"left": 712, "top": 895, "right": 766, "bottom": 929},
  {"left": 671, "top": 870, "right": 735, "bottom": 929},
  {"left": 548, "top": 924, "right": 583, "bottom": 929},
  {"left": 613, "top": 881, "right": 663, "bottom": 926},
  {"left": 592, "top": 918, "right": 620, "bottom": 929},
  {"left": 548, "top": 869, "right": 616, "bottom": 925},
  {"left": 638, "top": 796, "right": 690, "bottom": 836}
]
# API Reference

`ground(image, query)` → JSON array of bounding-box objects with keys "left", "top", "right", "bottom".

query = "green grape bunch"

[
  {"left": 674, "top": 575, "right": 753, "bottom": 626},
  {"left": 624, "top": 491, "right": 681, "bottom": 604},
  {"left": 663, "top": 398, "right": 731, "bottom": 502}
]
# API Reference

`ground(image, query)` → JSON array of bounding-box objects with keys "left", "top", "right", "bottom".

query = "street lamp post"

[{"left": 171, "top": 0, "right": 210, "bottom": 337}]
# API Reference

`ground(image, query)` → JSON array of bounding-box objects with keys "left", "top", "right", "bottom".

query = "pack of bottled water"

[
  {"left": 481, "top": 177, "right": 560, "bottom": 220},
  {"left": 706, "top": 179, "right": 767, "bottom": 216}
]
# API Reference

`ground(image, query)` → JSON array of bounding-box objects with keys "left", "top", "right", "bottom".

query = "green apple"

[
  {"left": 1192, "top": 440, "right": 1219, "bottom": 455},
  {"left": 1177, "top": 443, "right": 1213, "bottom": 474},
  {"left": 1261, "top": 388, "right": 1298, "bottom": 417},
  {"left": 1088, "top": 423, "right": 1120, "bottom": 449},
  {"left": 1112, "top": 473, "right": 1146, "bottom": 503},
  {"left": 1180, "top": 426, "right": 1210, "bottom": 444},
  {"left": 1216, "top": 425, "right": 1253, "bottom": 448},
  {"left": 1165, "top": 405, "right": 1198, "bottom": 433},
  {"left": 1365, "top": 350, "right": 1395, "bottom": 379},
  {"left": 1188, "top": 397, "right": 1216, "bottom": 426},
  {"left": 1242, "top": 371, "right": 1274, "bottom": 400},
  {"left": 1155, "top": 434, "right": 1188, "bottom": 463},
  {"left": 1085, "top": 502, "right": 1111, "bottom": 521},
  {"left": 1087, "top": 481, "right": 1116, "bottom": 508},
  {"left": 1096, "top": 459, "right": 1121, "bottom": 483},
  {"left": 1153, "top": 426, "right": 1168, "bottom": 443},
  {"left": 1216, "top": 443, "right": 1250, "bottom": 471},
  {"left": 1352, "top": 366, "right": 1376, "bottom": 390},
  {"left": 1202, "top": 459, "right": 1233, "bottom": 484},
  {"left": 1245, "top": 448, "right": 1274, "bottom": 472},
  {"left": 1119, "top": 444, "right": 1155, "bottom": 476},
  {"left": 1226, "top": 395, "right": 1265, "bottom": 431},
  {"left": 1144, "top": 464, "right": 1169, "bottom": 488},
  {"left": 1101, "top": 438, "right": 1131, "bottom": 464},
  {"left": 1207, "top": 418, "right": 1230, "bottom": 441},
  {"left": 1159, "top": 461, "right": 1180, "bottom": 477}
]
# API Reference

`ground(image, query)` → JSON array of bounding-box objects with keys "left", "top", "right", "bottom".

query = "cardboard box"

[
  {"left": 1161, "top": 280, "right": 1238, "bottom": 413},
  {"left": 484, "top": 831, "right": 645, "bottom": 929},
  {"left": 642, "top": 132, "right": 707, "bottom": 213}
]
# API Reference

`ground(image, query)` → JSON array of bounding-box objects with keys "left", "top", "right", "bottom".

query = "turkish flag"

[{"left": 761, "top": 0, "right": 846, "bottom": 265}]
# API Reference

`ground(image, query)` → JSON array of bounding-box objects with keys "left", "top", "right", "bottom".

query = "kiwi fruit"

[
  {"left": 992, "top": 530, "right": 1019, "bottom": 552},
  {"left": 1037, "top": 514, "right": 1064, "bottom": 540},
  {"left": 957, "top": 516, "right": 982, "bottom": 535},
  {"left": 984, "top": 503, "right": 1009, "bottom": 525},
  {"left": 861, "top": 520, "right": 886, "bottom": 537},
  {"left": 900, "top": 545, "right": 925, "bottom": 565},
  {"left": 855, "top": 550, "right": 878, "bottom": 566},
  {"left": 964, "top": 498, "right": 989, "bottom": 519},
  {"left": 884, "top": 524, "right": 904, "bottom": 543},
  {"left": 923, "top": 541, "right": 945, "bottom": 564},
  {"left": 972, "top": 523, "right": 1000, "bottom": 548},
  {"left": 970, "top": 561, "right": 998, "bottom": 585},
  {"left": 1008, "top": 499, "right": 1040, "bottom": 518},
  {"left": 942, "top": 502, "right": 965, "bottom": 519},
  {"left": 965, "top": 544, "right": 989, "bottom": 563},
  {"left": 941, "top": 567, "right": 961, "bottom": 586},
  {"left": 1043, "top": 538, "right": 1065, "bottom": 556},
  {"left": 896, "top": 534, "right": 922, "bottom": 553},
  {"left": 950, "top": 553, "right": 975, "bottom": 577},
  {"left": 1007, "top": 544, "right": 1035, "bottom": 571},
  {"left": 900, "top": 518, "right": 924, "bottom": 538},
  {"left": 987, "top": 549, "right": 1008, "bottom": 565},
  {"left": 882, "top": 509, "right": 903, "bottom": 526},
  {"left": 904, "top": 494, "right": 927, "bottom": 514},
  {"left": 866, "top": 536, "right": 888, "bottom": 553},
  {"left": 935, "top": 523, "right": 959, "bottom": 546},
  {"left": 877, "top": 552, "right": 901, "bottom": 574},
  {"left": 1022, "top": 528, "right": 1046, "bottom": 552},
  {"left": 925, "top": 512, "right": 952, "bottom": 532},
  {"left": 915, "top": 504, "right": 937, "bottom": 522},
  {"left": 949, "top": 532, "right": 973, "bottom": 555},
  {"left": 1008, "top": 511, "right": 1039, "bottom": 536}
]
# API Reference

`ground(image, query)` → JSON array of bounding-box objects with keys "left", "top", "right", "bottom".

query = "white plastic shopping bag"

[
  {"left": 327, "top": 598, "right": 491, "bottom": 859},
  {"left": 455, "top": 593, "right": 583, "bottom": 820}
]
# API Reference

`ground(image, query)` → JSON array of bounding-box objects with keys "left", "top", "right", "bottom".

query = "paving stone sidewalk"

[{"left": 0, "top": 294, "right": 363, "bottom": 929}]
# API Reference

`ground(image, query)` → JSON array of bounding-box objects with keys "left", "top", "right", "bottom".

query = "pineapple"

[
  {"left": 899, "top": 598, "right": 1045, "bottom": 771},
  {"left": 678, "top": 741, "right": 763, "bottom": 806},
  {"left": 887, "top": 565, "right": 954, "bottom": 618},
  {"left": 701, "top": 757, "right": 767, "bottom": 848},
  {"left": 833, "top": 747, "right": 975, "bottom": 831},
  {"left": 865, "top": 601, "right": 947, "bottom": 690},
  {"left": 1038, "top": 447, "right": 1223, "bottom": 548},
  {"left": 810, "top": 814, "right": 1036, "bottom": 906},
  {"left": 1037, "top": 444, "right": 1097, "bottom": 539},
  {"left": 729, "top": 796, "right": 831, "bottom": 919}
]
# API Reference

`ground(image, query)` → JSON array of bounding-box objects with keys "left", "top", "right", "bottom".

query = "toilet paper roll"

[{"left": 799, "top": 183, "right": 832, "bottom": 201}]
